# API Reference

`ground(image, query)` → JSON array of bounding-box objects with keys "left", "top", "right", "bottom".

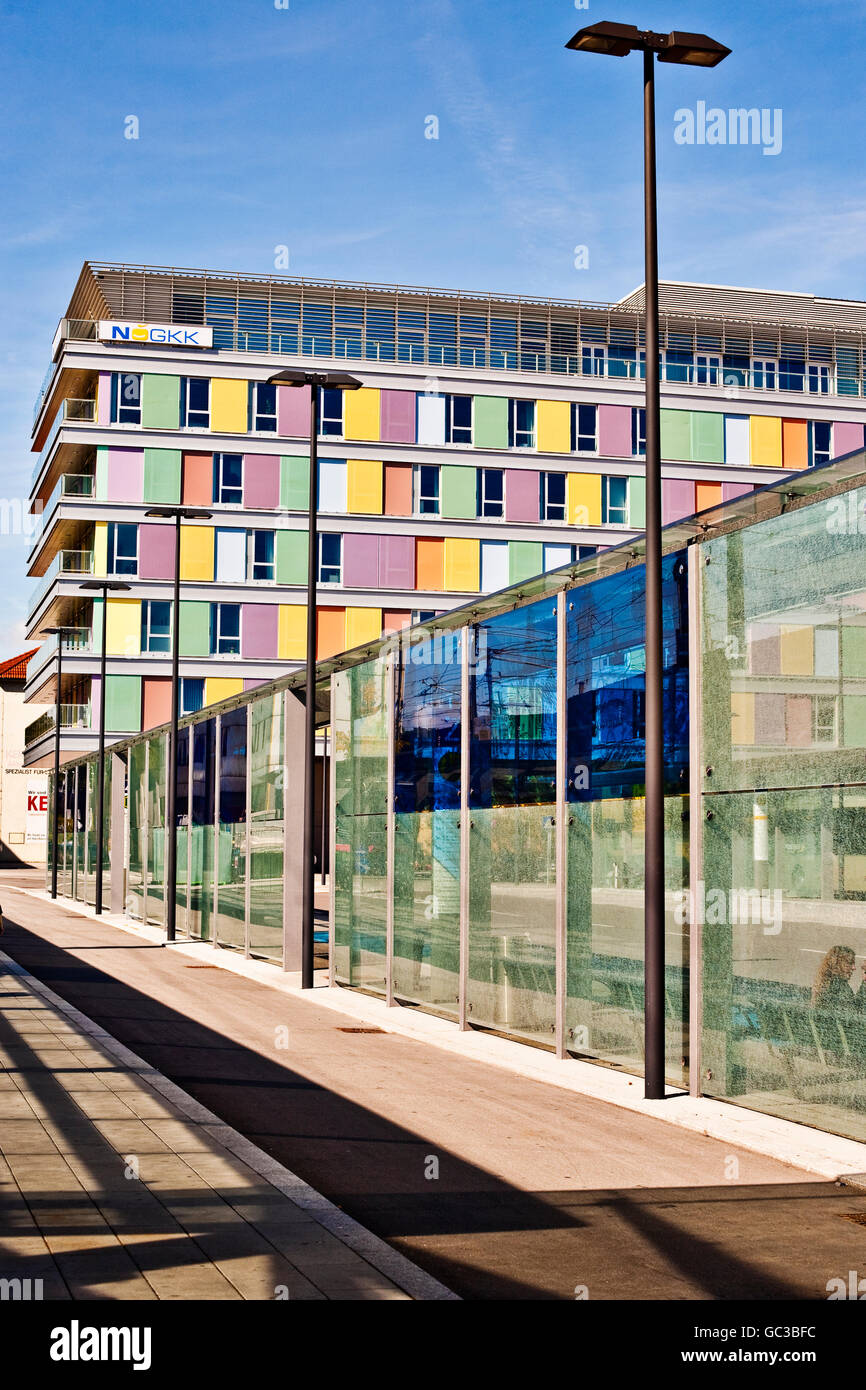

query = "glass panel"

[
  {"left": 216, "top": 708, "right": 247, "bottom": 949},
  {"left": 146, "top": 734, "right": 166, "bottom": 926},
  {"left": 189, "top": 719, "right": 216, "bottom": 941},
  {"left": 249, "top": 694, "right": 284, "bottom": 961},
  {"left": 100, "top": 756, "right": 111, "bottom": 910},
  {"left": 702, "top": 788, "right": 866, "bottom": 1144},
  {"left": 393, "top": 810, "right": 460, "bottom": 1014},
  {"left": 46, "top": 770, "right": 54, "bottom": 891},
  {"left": 74, "top": 765, "right": 86, "bottom": 902},
  {"left": 175, "top": 727, "right": 190, "bottom": 938},
  {"left": 127, "top": 743, "right": 146, "bottom": 920},
  {"left": 85, "top": 763, "right": 97, "bottom": 907}
]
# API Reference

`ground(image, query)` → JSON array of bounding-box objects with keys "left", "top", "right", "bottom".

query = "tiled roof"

[{"left": 0, "top": 649, "right": 40, "bottom": 681}]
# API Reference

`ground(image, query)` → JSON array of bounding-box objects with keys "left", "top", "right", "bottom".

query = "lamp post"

[
  {"left": 143, "top": 506, "right": 213, "bottom": 942},
  {"left": 566, "top": 22, "right": 730, "bottom": 1100},
  {"left": 266, "top": 368, "right": 362, "bottom": 988},
  {"left": 79, "top": 578, "right": 132, "bottom": 913},
  {"left": 42, "top": 625, "right": 66, "bottom": 899}
]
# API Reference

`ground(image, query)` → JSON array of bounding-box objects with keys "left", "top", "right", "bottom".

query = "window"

[
  {"left": 695, "top": 353, "right": 722, "bottom": 385},
  {"left": 445, "top": 394, "right": 473, "bottom": 444},
  {"left": 631, "top": 408, "right": 646, "bottom": 457},
  {"left": 319, "top": 387, "right": 343, "bottom": 437},
  {"left": 249, "top": 530, "right": 275, "bottom": 581},
  {"left": 541, "top": 472, "right": 567, "bottom": 521},
  {"left": 318, "top": 533, "right": 342, "bottom": 584},
  {"left": 806, "top": 363, "right": 831, "bottom": 395},
  {"left": 572, "top": 403, "right": 598, "bottom": 453},
  {"left": 582, "top": 345, "right": 607, "bottom": 377},
  {"left": 814, "top": 695, "right": 837, "bottom": 744},
  {"left": 411, "top": 610, "right": 437, "bottom": 624},
  {"left": 414, "top": 464, "right": 440, "bottom": 515},
  {"left": 508, "top": 399, "right": 535, "bottom": 449},
  {"left": 478, "top": 468, "right": 504, "bottom": 518},
  {"left": 214, "top": 453, "right": 243, "bottom": 506},
  {"left": 106, "top": 522, "right": 138, "bottom": 576},
  {"left": 210, "top": 603, "right": 241, "bottom": 656},
  {"left": 182, "top": 378, "right": 210, "bottom": 428},
  {"left": 250, "top": 382, "right": 277, "bottom": 432},
  {"left": 141, "top": 600, "right": 171, "bottom": 653},
  {"left": 751, "top": 358, "right": 777, "bottom": 390},
  {"left": 578, "top": 545, "right": 598, "bottom": 562},
  {"left": 180, "top": 678, "right": 204, "bottom": 717},
  {"left": 112, "top": 373, "right": 141, "bottom": 424},
  {"left": 601, "top": 476, "right": 629, "bottom": 526},
  {"left": 810, "top": 421, "right": 832, "bottom": 466}
]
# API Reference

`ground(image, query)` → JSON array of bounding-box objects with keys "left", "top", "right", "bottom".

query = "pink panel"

[
  {"left": 106, "top": 448, "right": 144, "bottom": 502},
  {"left": 505, "top": 469, "right": 540, "bottom": 523},
  {"left": 380, "top": 389, "right": 416, "bottom": 444},
  {"left": 97, "top": 372, "right": 112, "bottom": 425},
  {"left": 785, "top": 695, "right": 812, "bottom": 747},
  {"left": 241, "top": 604, "right": 278, "bottom": 659},
  {"left": 378, "top": 535, "right": 415, "bottom": 590},
  {"left": 243, "top": 678, "right": 268, "bottom": 692},
  {"left": 276, "top": 383, "right": 311, "bottom": 438},
  {"left": 343, "top": 533, "right": 379, "bottom": 588},
  {"left": 138, "top": 523, "right": 177, "bottom": 580},
  {"left": 598, "top": 404, "right": 631, "bottom": 457},
  {"left": 754, "top": 692, "right": 785, "bottom": 746},
  {"left": 662, "top": 478, "right": 695, "bottom": 525},
  {"left": 749, "top": 623, "right": 780, "bottom": 676},
  {"left": 721, "top": 481, "right": 753, "bottom": 502},
  {"left": 833, "top": 421, "right": 865, "bottom": 458},
  {"left": 243, "top": 454, "right": 280, "bottom": 509}
]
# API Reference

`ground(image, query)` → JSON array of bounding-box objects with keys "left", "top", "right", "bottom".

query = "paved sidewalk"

[{"left": 0, "top": 953, "right": 454, "bottom": 1301}]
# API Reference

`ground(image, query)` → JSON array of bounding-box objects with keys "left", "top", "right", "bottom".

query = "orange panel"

[
  {"left": 142, "top": 677, "right": 172, "bottom": 730},
  {"left": 182, "top": 452, "right": 213, "bottom": 505},
  {"left": 416, "top": 538, "right": 444, "bottom": 592},
  {"left": 384, "top": 463, "right": 412, "bottom": 516},
  {"left": 382, "top": 610, "right": 411, "bottom": 634},
  {"left": 782, "top": 419, "right": 809, "bottom": 471},
  {"left": 317, "top": 607, "right": 346, "bottom": 659},
  {"left": 695, "top": 481, "right": 722, "bottom": 514}
]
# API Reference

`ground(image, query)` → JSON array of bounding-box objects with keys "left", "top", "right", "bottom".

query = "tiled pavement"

[{"left": 0, "top": 956, "right": 455, "bottom": 1301}]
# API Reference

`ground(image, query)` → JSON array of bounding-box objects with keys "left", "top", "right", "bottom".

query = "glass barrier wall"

[
  {"left": 189, "top": 718, "right": 216, "bottom": 941},
  {"left": 249, "top": 694, "right": 284, "bottom": 960},
  {"left": 216, "top": 708, "right": 247, "bottom": 949}
]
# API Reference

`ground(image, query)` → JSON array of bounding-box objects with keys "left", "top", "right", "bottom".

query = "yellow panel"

[
  {"left": 749, "top": 415, "right": 783, "bottom": 467},
  {"left": 344, "top": 387, "right": 381, "bottom": 442},
  {"left": 204, "top": 677, "right": 243, "bottom": 707},
  {"left": 278, "top": 605, "right": 307, "bottom": 660},
  {"left": 346, "top": 606, "right": 382, "bottom": 650},
  {"left": 93, "top": 521, "right": 108, "bottom": 576},
  {"left": 105, "top": 598, "right": 141, "bottom": 657},
  {"left": 731, "top": 691, "right": 755, "bottom": 746},
  {"left": 210, "top": 378, "right": 248, "bottom": 434},
  {"left": 444, "top": 537, "right": 480, "bottom": 592},
  {"left": 179, "top": 525, "right": 214, "bottom": 581},
  {"left": 347, "top": 458, "right": 383, "bottom": 514},
  {"left": 568, "top": 473, "right": 601, "bottom": 525},
  {"left": 780, "top": 624, "right": 814, "bottom": 676},
  {"left": 537, "top": 400, "right": 571, "bottom": 454}
]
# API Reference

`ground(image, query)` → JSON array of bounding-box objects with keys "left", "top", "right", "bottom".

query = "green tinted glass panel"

[
  {"left": 276, "top": 529, "right": 308, "bottom": 585},
  {"left": 143, "top": 448, "right": 182, "bottom": 504},
  {"left": 393, "top": 810, "right": 459, "bottom": 1015},
  {"left": 441, "top": 464, "right": 476, "bottom": 519},
  {"left": 249, "top": 694, "right": 284, "bottom": 961},
  {"left": 141, "top": 374, "right": 180, "bottom": 429},
  {"left": 281, "top": 455, "right": 310, "bottom": 511},
  {"left": 474, "top": 395, "right": 508, "bottom": 449},
  {"left": 146, "top": 734, "right": 166, "bottom": 927},
  {"left": 128, "top": 743, "right": 146, "bottom": 920}
]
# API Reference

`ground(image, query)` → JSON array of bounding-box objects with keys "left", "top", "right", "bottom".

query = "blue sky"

[{"left": 2, "top": 0, "right": 864, "bottom": 650}]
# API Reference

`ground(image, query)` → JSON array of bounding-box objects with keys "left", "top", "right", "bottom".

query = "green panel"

[
  {"left": 249, "top": 694, "right": 284, "bottom": 962},
  {"left": 91, "top": 597, "right": 104, "bottom": 649},
  {"left": 660, "top": 408, "right": 691, "bottom": 461},
  {"left": 179, "top": 601, "right": 210, "bottom": 657},
  {"left": 473, "top": 395, "right": 508, "bottom": 450},
  {"left": 104, "top": 674, "right": 141, "bottom": 733},
  {"left": 844, "top": 696, "right": 866, "bottom": 747},
  {"left": 146, "top": 734, "right": 166, "bottom": 926},
  {"left": 690, "top": 411, "right": 724, "bottom": 463},
  {"left": 702, "top": 787, "right": 866, "bottom": 1145},
  {"left": 127, "top": 742, "right": 146, "bottom": 920},
  {"left": 141, "top": 374, "right": 181, "bottom": 429},
  {"left": 441, "top": 464, "right": 476, "bottom": 519},
  {"left": 629, "top": 476, "right": 646, "bottom": 528},
  {"left": 280, "top": 455, "right": 310, "bottom": 511},
  {"left": 393, "top": 811, "right": 460, "bottom": 1014},
  {"left": 143, "top": 448, "right": 182, "bottom": 504},
  {"left": 842, "top": 624, "right": 866, "bottom": 678},
  {"left": 276, "top": 529, "right": 308, "bottom": 585},
  {"left": 95, "top": 447, "right": 108, "bottom": 501},
  {"left": 508, "top": 540, "right": 543, "bottom": 585}
]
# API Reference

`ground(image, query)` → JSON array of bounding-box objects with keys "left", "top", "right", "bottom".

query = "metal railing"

[
  {"left": 29, "top": 548, "right": 95, "bottom": 616},
  {"left": 36, "top": 471, "right": 95, "bottom": 531},
  {"left": 25, "top": 627, "right": 94, "bottom": 686},
  {"left": 32, "top": 397, "right": 98, "bottom": 488},
  {"left": 24, "top": 703, "right": 91, "bottom": 748}
]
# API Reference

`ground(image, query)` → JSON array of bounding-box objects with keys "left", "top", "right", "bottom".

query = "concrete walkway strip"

[{"left": 0, "top": 949, "right": 459, "bottom": 1302}]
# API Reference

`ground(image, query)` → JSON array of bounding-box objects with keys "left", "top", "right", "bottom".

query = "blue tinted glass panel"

[
  {"left": 219, "top": 708, "right": 247, "bottom": 822},
  {"left": 394, "top": 631, "right": 462, "bottom": 813}
]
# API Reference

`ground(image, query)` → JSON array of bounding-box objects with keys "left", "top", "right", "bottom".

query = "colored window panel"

[
  {"left": 215, "top": 528, "right": 246, "bottom": 583},
  {"left": 598, "top": 404, "right": 631, "bottom": 457},
  {"left": 244, "top": 454, "right": 280, "bottom": 509},
  {"left": 724, "top": 415, "right": 750, "bottom": 465},
  {"left": 416, "top": 538, "right": 445, "bottom": 591},
  {"left": 568, "top": 473, "right": 601, "bottom": 526},
  {"left": 544, "top": 543, "right": 572, "bottom": 571},
  {"left": 383, "top": 610, "right": 411, "bottom": 634},
  {"left": 105, "top": 599, "right": 140, "bottom": 657},
  {"left": 660, "top": 409, "right": 691, "bottom": 461},
  {"left": 142, "top": 678, "right": 172, "bottom": 731},
  {"left": 347, "top": 458, "right": 383, "bottom": 514},
  {"left": 241, "top": 604, "right": 278, "bottom": 659},
  {"left": 275, "top": 530, "right": 308, "bottom": 585},
  {"left": 106, "top": 448, "right": 144, "bottom": 503},
  {"left": 731, "top": 692, "right": 755, "bottom": 746},
  {"left": 384, "top": 463, "right": 413, "bottom": 515},
  {"left": 143, "top": 449, "right": 181, "bottom": 505},
  {"left": 690, "top": 412, "right": 724, "bottom": 464},
  {"left": 278, "top": 605, "right": 306, "bottom": 659},
  {"left": 93, "top": 521, "right": 108, "bottom": 575},
  {"left": 505, "top": 469, "right": 540, "bottom": 523},
  {"left": 342, "top": 533, "right": 379, "bottom": 588},
  {"left": 180, "top": 525, "right": 214, "bottom": 581},
  {"left": 474, "top": 395, "right": 508, "bottom": 449},
  {"left": 696, "top": 481, "right": 723, "bottom": 513},
  {"left": 205, "top": 677, "right": 244, "bottom": 707},
  {"left": 508, "top": 541, "right": 543, "bottom": 585},
  {"left": 138, "top": 523, "right": 176, "bottom": 580},
  {"left": 843, "top": 695, "right": 866, "bottom": 747},
  {"left": 417, "top": 394, "right": 446, "bottom": 446},
  {"left": 782, "top": 419, "right": 809, "bottom": 470},
  {"left": 750, "top": 415, "right": 783, "bottom": 467},
  {"left": 780, "top": 625, "right": 814, "bottom": 675},
  {"left": 318, "top": 459, "right": 347, "bottom": 512},
  {"left": 379, "top": 535, "right": 415, "bottom": 589},
  {"left": 141, "top": 375, "right": 180, "bottom": 429},
  {"left": 179, "top": 602, "right": 210, "bottom": 656},
  {"left": 835, "top": 421, "right": 865, "bottom": 457},
  {"left": 317, "top": 607, "right": 346, "bottom": 659},
  {"left": 346, "top": 607, "right": 382, "bottom": 649},
  {"left": 276, "top": 383, "right": 310, "bottom": 437},
  {"left": 105, "top": 675, "right": 141, "bottom": 733},
  {"left": 182, "top": 452, "right": 213, "bottom": 505},
  {"left": 344, "top": 387, "right": 380, "bottom": 441},
  {"left": 629, "top": 476, "right": 646, "bottom": 527},
  {"left": 480, "top": 540, "right": 509, "bottom": 593},
  {"left": 210, "top": 379, "right": 248, "bottom": 433},
  {"left": 380, "top": 390, "right": 416, "bottom": 444},
  {"left": 280, "top": 455, "right": 310, "bottom": 511},
  {"left": 441, "top": 464, "right": 476, "bottom": 519},
  {"left": 842, "top": 625, "right": 866, "bottom": 677},
  {"left": 662, "top": 479, "right": 695, "bottom": 525},
  {"left": 536, "top": 399, "right": 570, "bottom": 454},
  {"left": 444, "top": 537, "right": 479, "bottom": 592}
]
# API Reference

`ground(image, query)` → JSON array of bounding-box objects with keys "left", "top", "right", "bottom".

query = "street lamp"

[
  {"left": 266, "top": 367, "right": 362, "bottom": 988},
  {"left": 143, "top": 506, "right": 213, "bottom": 942},
  {"left": 42, "top": 625, "right": 67, "bottom": 899},
  {"left": 79, "top": 578, "right": 132, "bottom": 913},
  {"left": 566, "top": 21, "right": 730, "bottom": 1100}
]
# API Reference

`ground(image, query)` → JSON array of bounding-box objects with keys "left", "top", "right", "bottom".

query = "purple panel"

[
  {"left": 754, "top": 692, "right": 786, "bottom": 746},
  {"left": 343, "top": 533, "right": 380, "bottom": 588},
  {"left": 243, "top": 677, "right": 268, "bottom": 692},
  {"left": 276, "top": 383, "right": 311, "bottom": 437},
  {"left": 244, "top": 454, "right": 280, "bottom": 509},
  {"left": 785, "top": 695, "right": 812, "bottom": 747},
  {"left": 97, "top": 372, "right": 112, "bottom": 425},
  {"left": 662, "top": 478, "right": 695, "bottom": 525},
  {"left": 598, "top": 404, "right": 631, "bottom": 457},
  {"left": 834, "top": 421, "right": 865, "bottom": 458},
  {"left": 138, "top": 523, "right": 177, "bottom": 580},
  {"left": 505, "top": 469, "right": 540, "bottom": 523},
  {"left": 749, "top": 623, "right": 780, "bottom": 676},
  {"left": 106, "top": 448, "right": 144, "bottom": 503},
  {"left": 378, "top": 535, "right": 415, "bottom": 590},
  {"left": 380, "top": 389, "right": 416, "bottom": 444},
  {"left": 241, "top": 604, "right": 278, "bottom": 659},
  {"left": 721, "top": 481, "right": 753, "bottom": 502}
]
